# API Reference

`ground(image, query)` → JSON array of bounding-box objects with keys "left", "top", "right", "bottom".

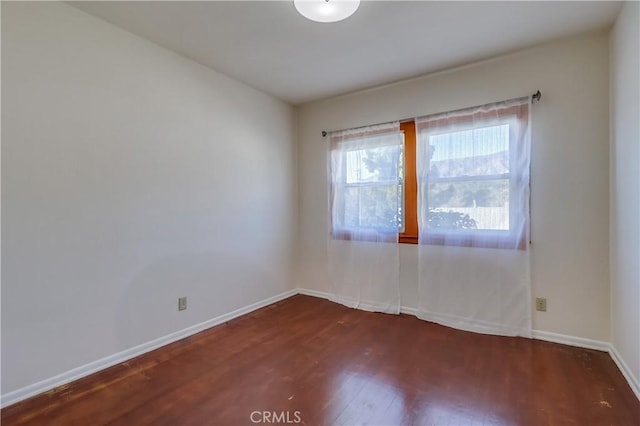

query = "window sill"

[
  {"left": 399, "top": 235, "right": 418, "bottom": 244},
  {"left": 420, "top": 232, "right": 526, "bottom": 250},
  {"left": 331, "top": 230, "right": 398, "bottom": 243},
  {"left": 331, "top": 231, "right": 525, "bottom": 249}
]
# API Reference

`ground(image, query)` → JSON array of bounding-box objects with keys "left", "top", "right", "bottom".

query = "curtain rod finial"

[
  {"left": 322, "top": 131, "right": 327, "bottom": 137},
  {"left": 532, "top": 90, "right": 541, "bottom": 103}
]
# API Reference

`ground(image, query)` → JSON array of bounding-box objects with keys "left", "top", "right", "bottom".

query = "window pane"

[
  {"left": 345, "top": 145, "right": 401, "bottom": 184},
  {"left": 428, "top": 179, "right": 509, "bottom": 230},
  {"left": 429, "top": 125, "right": 509, "bottom": 178},
  {"left": 343, "top": 184, "right": 402, "bottom": 231}
]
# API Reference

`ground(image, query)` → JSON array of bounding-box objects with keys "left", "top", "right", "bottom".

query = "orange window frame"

[{"left": 399, "top": 120, "right": 419, "bottom": 244}]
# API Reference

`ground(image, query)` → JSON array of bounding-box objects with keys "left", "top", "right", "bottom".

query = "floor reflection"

[
  {"left": 414, "top": 399, "right": 510, "bottom": 426},
  {"left": 328, "top": 370, "right": 407, "bottom": 425},
  {"left": 324, "top": 361, "right": 510, "bottom": 425}
]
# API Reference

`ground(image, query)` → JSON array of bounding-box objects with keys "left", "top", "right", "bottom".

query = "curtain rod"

[{"left": 321, "top": 90, "right": 542, "bottom": 138}]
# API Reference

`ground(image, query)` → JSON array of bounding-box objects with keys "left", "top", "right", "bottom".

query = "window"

[
  {"left": 329, "top": 122, "right": 403, "bottom": 242},
  {"left": 329, "top": 98, "right": 530, "bottom": 249},
  {"left": 416, "top": 99, "right": 530, "bottom": 249}
]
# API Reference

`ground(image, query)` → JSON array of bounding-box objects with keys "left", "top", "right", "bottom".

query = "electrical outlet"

[
  {"left": 536, "top": 297, "right": 547, "bottom": 312},
  {"left": 178, "top": 297, "right": 187, "bottom": 311}
]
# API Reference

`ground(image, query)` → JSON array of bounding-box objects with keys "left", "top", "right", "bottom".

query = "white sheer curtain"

[
  {"left": 328, "top": 122, "right": 402, "bottom": 314},
  {"left": 415, "top": 98, "right": 532, "bottom": 336}
]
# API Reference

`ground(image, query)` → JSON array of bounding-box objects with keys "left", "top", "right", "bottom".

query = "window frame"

[
  {"left": 417, "top": 110, "right": 528, "bottom": 250},
  {"left": 330, "top": 129, "right": 404, "bottom": 242},
  {"left": 399, "top": 121, "right": 418, "bottom": 244},
  {"left": 329, "top": 101, "right": 528, "bottom": 249}
]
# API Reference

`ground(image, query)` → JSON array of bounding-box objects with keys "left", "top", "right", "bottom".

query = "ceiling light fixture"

[{"left": 294, "top": 0, "right": 360, "bottom": 23}]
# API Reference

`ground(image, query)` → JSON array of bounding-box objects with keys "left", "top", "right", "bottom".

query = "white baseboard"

[
  {"left": 531, "top": 330, "right": 610, "bottom": 352},
  {"left": 0, "top": 289, "right": 297, "bottom": 408},
  {"left": 400, "top": 306, "right": 420, "bottom": 317},
  {"left": 300, "top": 289, "right": 637, "bottom": 400},
  {"left": 609, "top": 344, "right": 640, "bottom": 400},
  {"left": 297, "top": 290, "right": 608, "bottom": 349},
  {"left": 4, "top": 287, "right": 638, "bottom": 408},
  {"left": 297, "top": 288, "right": 331, "bottom": 300}
]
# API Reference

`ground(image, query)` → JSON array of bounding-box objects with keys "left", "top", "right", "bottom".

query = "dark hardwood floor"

[{"left": 2, "top": 295, "right": 639, "bottom": 425}]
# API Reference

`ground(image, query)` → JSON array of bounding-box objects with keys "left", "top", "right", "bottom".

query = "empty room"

[{"left": 1, "top": 1, "right": 639, "bottom": 425}]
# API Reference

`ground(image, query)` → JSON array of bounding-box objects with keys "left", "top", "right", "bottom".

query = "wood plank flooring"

[{"left": 2, "top": 295, "right": 639, "bottom": 425}]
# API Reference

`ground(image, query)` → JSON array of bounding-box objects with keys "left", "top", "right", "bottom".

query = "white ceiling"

[{"left": 71, "top": 1, "right": 622, "bottom": 105}]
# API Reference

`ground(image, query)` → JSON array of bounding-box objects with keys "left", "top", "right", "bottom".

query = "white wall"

[
  {"left": 297, "top": 31, "right": 611, "bottom": 342},
  {"left": 610, "top": 1, "right": 640, "bottom": 392},
  {"left": 1, "top": 2, "right": 296, "bottom": 395}
]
